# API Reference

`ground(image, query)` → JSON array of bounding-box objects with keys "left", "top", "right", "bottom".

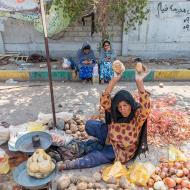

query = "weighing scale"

[{"left": 13, "top": 131, "right": 55, "bottom": 190}]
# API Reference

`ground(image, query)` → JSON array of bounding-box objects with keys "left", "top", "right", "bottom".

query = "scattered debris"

[
  {"left": 58, "top": 104, "right": 62, "bottom": 108},
  {"left": 1, "top": 121, "right": 10, "bottom": 128},
  {"left": 39, "top": 63, "right": 47, "bottom": 68},
  {"left": 0, "top": 53, "right": 20, "bottom": 65},
  {"left": 15, "top": 60, "right": 32, "bottom": 70},
  {"left": 159, "top": 83, "right": 164, "bottom": 88},
  {"left": 28, "top": 53, "right": 57, "bottom": 63},
  {"left": 5, "top": 78, "right": 18, "bottom": 84},
  {"left": 52, "top": 65, "right": 58, "bottom": 69},
  {"left": 15, "top": 55, "right": 29, "bottom": 62}
]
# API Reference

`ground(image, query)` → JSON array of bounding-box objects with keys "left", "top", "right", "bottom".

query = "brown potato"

[
  {"left": 93, "top": 172, "right": 102, "bottom": 182},
  {"left": 77, "top": 182, "right": 88, "bottom": 190}
]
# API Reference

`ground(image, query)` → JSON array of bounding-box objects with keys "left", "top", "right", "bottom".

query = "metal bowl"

[
  {"left": 15, "top": 131, "right": 52, "bottom": 153},
  {"left": 13, "top": 161, "right": 56, "bottom": 189}
]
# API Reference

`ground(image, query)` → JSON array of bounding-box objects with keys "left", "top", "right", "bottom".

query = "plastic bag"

[
  {"left": 27, "top": 122, "right": 45, "bottom": 132},
  {"left": 102, "top": 161, "right": 128, "bottom": 182},
  {"left": 62, "top": 58, "right": 71, "bottom": 69},
  {"left": 128, "top": 162, "right": 150, "bottom": 186},
  {"left": 50, "top": 130, "right": 73, "bottom": 146},
  {"left": 0, "top": 148, "right": 9, "bottom": 174},
  {"left": 37, "top": 112, "right": 73, "bottom": 124},
  {"left": 8, "top": 125, "right": 28, "bottom": 151},
  {"left": 143, "top": 162, "right": 156, "bottom": 176},
  {"left": 0, "top": 125, "right": 10, "bottom": 145},
  {"left": 168, "top": 145, "right": 187, "bottom": 162},
  {"left": 48, "top": 118, "right": 64, "bottom": 130}
]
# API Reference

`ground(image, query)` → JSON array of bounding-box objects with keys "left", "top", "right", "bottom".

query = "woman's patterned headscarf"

[{"left": 106, "top": 90, "right": 140, "bottom": 124}]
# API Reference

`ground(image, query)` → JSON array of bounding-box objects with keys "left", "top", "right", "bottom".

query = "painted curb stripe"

[
  {"left": 154, "top": 70, "right": 190, "bottom": 80},
  {"left": 0, "top": 70, "right": 190, "bottom": 81},
  {"left": 0, "top": 70, "right": 29, "bottom": 81},
  {"left": 30, "top": 71, "right": 72, "bottom": 81},
  {"left": 122, "top": 70, "right": 154, "bottom": 81}
]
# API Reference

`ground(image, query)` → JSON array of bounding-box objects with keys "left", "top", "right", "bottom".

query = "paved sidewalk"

[{"left": 0, "top": 57, "right": 190, "bottom": 81}]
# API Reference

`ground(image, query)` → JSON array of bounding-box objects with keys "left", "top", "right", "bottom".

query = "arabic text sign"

[
  {"left": 156, "top": 2, "right": 190, "bottom": 32},
  {"left": 157, "top": 2, "right": 190, "bottom": 17}
]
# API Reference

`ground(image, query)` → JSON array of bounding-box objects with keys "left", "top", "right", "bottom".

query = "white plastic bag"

[
  {"left": 62, "top": 58, "right": 71, "bottom": 69},
  {"left": 169, "top": 145, "right": 187, "bottom": 162},
  {"left": 37, "top": 112, "right": 73, "bottom": 124},
  {"left": 8, "top": 124, "right": 28, "bottom": 151},
  {"left": 0, "top": 126, "right": 10, "bottom": 145},
  {"left": 142, "top": 162, "right": 156, "bottom": 176},
  {"left": 0, "top": 148, "right": 9, "bottom": 174},
  {"left": 50, "top": 129, "right": 73, "bottom": 146}
]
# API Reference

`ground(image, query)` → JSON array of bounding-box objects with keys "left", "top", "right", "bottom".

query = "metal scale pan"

[
  {"left": 13, "top": 161, "right": 56, "bottom": 189},
  {"left": 15, "top": 131, "right": 52, "bottom": 154}
]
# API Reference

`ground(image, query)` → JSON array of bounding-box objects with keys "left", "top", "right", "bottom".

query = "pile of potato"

[
  {"left": 64, "top": 116, "right": 88, "bottom": 140},
  {"left": 147, "top": 160, "right": 190, "bottom": 190},
  {"left": 56, "top": 172, "right": 134, "bottom": 190}
]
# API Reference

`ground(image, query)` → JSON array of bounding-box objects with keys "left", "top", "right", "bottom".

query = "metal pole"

[{"left": 40, "top": 0, "right": 56, "bottom": 127}]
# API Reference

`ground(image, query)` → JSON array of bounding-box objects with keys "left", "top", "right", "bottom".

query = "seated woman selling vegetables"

[{"left": 59, "top": 63, "right": 151, "bottom": 169}]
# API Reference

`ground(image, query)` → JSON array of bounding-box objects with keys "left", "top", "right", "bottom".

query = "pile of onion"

[{"left": 147, "top": 161, "right": 190, "bottom": 190}]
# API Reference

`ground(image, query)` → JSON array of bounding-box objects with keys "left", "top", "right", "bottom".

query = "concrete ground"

[
  {"left": 0, "top": 81, "right": 190, "bottom": 190},
  {"left": 0, "top": 81, "right": 189, "bottom": 125}
]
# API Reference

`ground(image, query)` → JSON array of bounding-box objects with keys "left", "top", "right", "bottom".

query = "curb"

[
  {"left": 154, "top": 70, "right": 190, "bottom": 81},
  {"left": 0, "top": 70, "right": 29, "bottom": 81},
  {"left": 30, "top": 70, "right": 72, "bottom": 81},
  {"left": 0, "top": 69, "right": 190, "bottom": 82}
]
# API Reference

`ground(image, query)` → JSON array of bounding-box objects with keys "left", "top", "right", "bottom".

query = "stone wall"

[{"left": 1, "top": 17, "right": 122, "bottom": 57}]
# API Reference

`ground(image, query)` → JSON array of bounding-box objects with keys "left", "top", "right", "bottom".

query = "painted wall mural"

[{"left": 0, "top": 0, "right": 71, "bottom": 38}]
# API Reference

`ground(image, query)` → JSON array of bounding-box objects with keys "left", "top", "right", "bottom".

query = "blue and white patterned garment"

[
  {"left": 99, "top": 61, "right": 114, "bottom": 82},
  {"left": 99, "top": 44, "right": 116, "bottom": 82},
  {"left": 79, "top": 66, "right": 93, "bottom": 80}
]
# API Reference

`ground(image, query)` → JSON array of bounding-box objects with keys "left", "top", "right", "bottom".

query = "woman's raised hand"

[
  {"left": 104, "top": 74, "right": 122, "bottom": 95},
  {"left": 112, "top": 74, "right": 122, "bottom": 83},
  {"left": 135, "top": 62, "right": 149, "bottom": 81}
]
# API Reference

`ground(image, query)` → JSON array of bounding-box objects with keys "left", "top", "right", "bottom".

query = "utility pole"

[{"left": 39, "top": 0, "right": 56, "bottom": 127}]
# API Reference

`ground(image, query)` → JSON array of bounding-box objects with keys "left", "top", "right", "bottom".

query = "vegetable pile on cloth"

[
  {"left": 147, "top": 146, "right": 190, "bottom": 189},
  {"left": 147, "top": 95, "right": 190, "bottom": 147}
]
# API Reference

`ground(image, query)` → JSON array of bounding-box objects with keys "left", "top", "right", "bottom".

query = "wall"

[
  {"left": 0, "top": 18, "right": 5, "bottom": 53},
  {"left": 1, "top": 0, "right": 190, "bottom": 58},
  {"left": 122, "top": 0, "right": 190, "bottom": 58},
  {"left": 1, "top": 17, "right": 122, "bottom": 57}
]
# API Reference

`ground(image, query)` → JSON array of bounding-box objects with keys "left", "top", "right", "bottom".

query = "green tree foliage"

[
  {"left": 54, "top": 0, "right": 149, "bottom": 38},
  {"left": 54, "top": 0, "right": 94, "bottom": 21}
]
